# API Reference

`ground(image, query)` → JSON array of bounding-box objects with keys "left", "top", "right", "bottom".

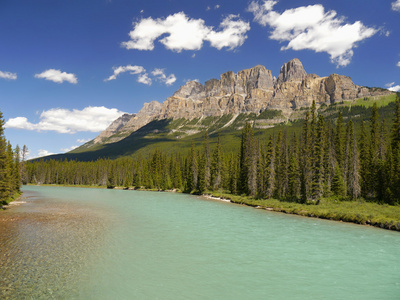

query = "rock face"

[
  {"left": 276, "top": 58, "right": 307, "bottom": 85},
  {"left": 90, "top": 58, "right": 392, "bottom": 146},
  {"left": 93, "top": 113, "right": 136, "bottom": 144},
  {"left": 122, "top": 101, "right": 163, "bottom": 134}
]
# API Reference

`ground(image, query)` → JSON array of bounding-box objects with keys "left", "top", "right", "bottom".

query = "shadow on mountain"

[{"left": 36, "top": 119, "right": 174, "bottom": 162}]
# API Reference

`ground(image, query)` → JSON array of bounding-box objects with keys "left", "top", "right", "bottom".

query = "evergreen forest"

[
  {"left": 25, "top": 97, "right": 400, "bottom": 206},
  {"left": 0, "top": 110, "right": 23, "bottom": 209}
]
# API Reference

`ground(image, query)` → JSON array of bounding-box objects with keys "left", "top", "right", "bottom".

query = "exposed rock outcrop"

[
  {"left": 93, "top": 113, "right": 136, "bottom": 144},
  {"left": 90, "top": 58, "right": 392, "bottom": 146}
]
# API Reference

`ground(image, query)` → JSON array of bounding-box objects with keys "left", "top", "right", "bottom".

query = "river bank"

[{"left": 24, "top": 184, "right": 400, "bottom": 232}]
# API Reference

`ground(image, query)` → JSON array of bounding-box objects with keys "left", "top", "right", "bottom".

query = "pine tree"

[
  {"left": 189, "top": 141, "right": 198, "bottom": 192},
  {"left": 264, "top": 135, "right": 276, "bottom": 199},
  {"left": 288, "top": 133, "right": 300, "bottom": 200},
  {"left": 311, "top": 115, "right": 325, "bottom": 201},
  {"left": 335, "top": 111, "right": 344, "bottom": 170},
  {"left": 367, "top": 103, "right": 380, "bottom": 197},
  {"left": 211, "top": 132, "right": 223, "bottom": 190},
  {"left": 238, "top": 122, "right": 254, "bottom": 195},
  {"left": 0, "top": 111, "right": 10, "bottom": 202},
  {"left": 359, "top": 121, "right": 369, "bottom": 198},
  {"left": 276, "top": 130, "right": 289, "bottom": 199},
  {"left": 346, "top": 121, "right": 361, "bottom": 200},
  {"left": 300, "top": 111, "right": 312, "bottom": 203}
]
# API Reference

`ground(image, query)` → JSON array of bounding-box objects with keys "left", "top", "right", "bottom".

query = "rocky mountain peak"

[
  {"left": 172, "top": 80, "right": 205, "bottom": 100},
  {"left": 86, "top": 58, "right": 393, "bottom": 148},
  {"left": 276, "top": 58, "right": 307, "bottom": 85},
  {"left": 93, "top": 113, "right": 136, "bottom": 144}
]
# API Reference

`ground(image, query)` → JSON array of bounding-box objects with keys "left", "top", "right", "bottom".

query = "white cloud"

[
  {"left": 77, "top": 138, "right": 90, "bottom": 143},
  {"left": 61, "top": 145, "right": 78, "bottom": 152},
  {"left": 386, "top": 82, "right": 395, "bottom": 88},
  {"left": 397, "top": 61, "right": 400, "bottom": 67},
  {"left": 151, "top": 68, "right": 177, "bottom": 86},
  {"left": 35, "top": 69, "right": 78, "bottom": 84},
  {"left": 38, "top": 149, "right": 55, "bottom": 157},
  {"left": 105, "top": 65, "right": 145, "bottom": 81},
  {"left": 137, "top": 73, "right": 152, "bottom": 85},
  {"left": 5, "top": 106, "right": 125, "bottom": 134},
  {"left": 386, "top": 82, "right": 400, "bottom": 92},
  {"left": 205, "top": 14, "right": 250, "bottom": 50},
  {"left": 121, "top": 12, "right": 250, "bottom": 52},
  {"left": 248, "top": 1, "right": 377, "bottom": 67},
  {"left": 215, "top": 5, "right": 220, "bottom": 10},
  {"left": 392, "top": 0, "right": 400, "bottom": 12},
  {"left": 0, "top": 70, "right": 17, "bottom": 80},
  {"left": 389, "top": 85, "right": 400, "bottom": 92},
  {"left": 105, "top": 65, "right": 176, "bottom": 86},
  {"left": 184, "top": 78, "right": 200, "bottom": 83}
]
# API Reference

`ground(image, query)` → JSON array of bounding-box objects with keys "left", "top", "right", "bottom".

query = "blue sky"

[{"left": 1, "top": 0, "right": 399, "bottom": 158}]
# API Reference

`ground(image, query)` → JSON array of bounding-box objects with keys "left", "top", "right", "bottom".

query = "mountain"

[{"left": 76, "top": 58, "right": 390, "bottom": 152}]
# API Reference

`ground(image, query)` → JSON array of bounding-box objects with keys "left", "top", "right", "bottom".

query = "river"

[{"left": 0, "top": 185, "right": 399, "bottom": 299}]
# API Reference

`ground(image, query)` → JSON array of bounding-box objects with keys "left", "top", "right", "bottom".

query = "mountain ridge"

[{"left": 76, "top": 58, "right": 392, "bottom": 152}]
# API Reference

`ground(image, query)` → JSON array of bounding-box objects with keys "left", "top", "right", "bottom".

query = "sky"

[{"left": 1, "top": 0, "right": 399, "bottom": 159}]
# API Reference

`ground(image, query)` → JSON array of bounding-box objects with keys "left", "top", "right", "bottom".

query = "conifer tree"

[
  {"left": 288, "top": 133, "right": 300, "bottom": 200},
  {"left": 300, "top": 111, "right": 312, "bottom": 202},
  {"left": 359, "top": 121, "right": 369, "bottom": 198},
  {"left": 264, "top": 135, "right": 276, "bottom": 199},
  {"left": 276, "top": 130, "right": 289, "bottom": 199},
  {"left": 311, "top": 115, "right": 325, "bottom": 201},
  {"left": 335, "top": 111, "right": 344, "bottom": 170},
  {"left": 202, "top": 131, "right": 211, "bottom": 190},
  {"left": 238, "top": 122, "right": 254, "bottom": 195},
  {"left": 0, "top": 111, "right": 10, "bottom": 202},
  {"left": 346, "top": 121, "right": 361, "bottom": 200},
  {"left": 189, "top": 141, "right": 198, "bottom": 191},
  {"left": 211, "top": 132, "right": 223, "bottom": 190}
]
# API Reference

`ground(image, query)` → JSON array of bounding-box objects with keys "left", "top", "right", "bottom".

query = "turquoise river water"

[{"left": 0, "top": 185, "right": 399, "bottom": 299}]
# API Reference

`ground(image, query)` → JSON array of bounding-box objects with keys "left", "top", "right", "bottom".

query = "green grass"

[
  {"left": 208, "top": 191, "right": 400, "bottom": 231},
  {"left": 334, "top": 94, "right": 397, "bottom": 108}
]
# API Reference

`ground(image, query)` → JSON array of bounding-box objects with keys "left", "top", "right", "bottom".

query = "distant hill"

[{"left": 39, "top": 58, "right": 395, "bottom": 162}]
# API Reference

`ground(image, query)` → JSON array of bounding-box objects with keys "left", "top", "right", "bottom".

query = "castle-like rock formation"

[{"left": 92, "top": 58, "right": 391, "bottom": 145}]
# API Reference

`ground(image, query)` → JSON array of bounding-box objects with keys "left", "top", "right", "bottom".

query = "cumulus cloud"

[
  {"left": 104, "top": 65, "right": 145, "bottom": 81},
  {"left": 37, "top": 149, "right": 55, "bottom": 157},
  {"left": 206, "top": 14, "right": 250, "bottom": 50},
  {"left": 35, "top": 69, "right": 78, "bottom": 84},
  {"left": 0, "top": 70, "right": 17, "bottom": 80},
  {"left": 388, "top": 84, "right": 400, "bottom": 92},
  {"left": 151, "top": 68, "right": 177, "bottom": 86},
  {"left": 386, "top": 82, "right": 400, "bottom": 92},
  {"left": 397, "top": 61, "right": 400, "bottom": 67},
  {"left": 105, "top": 65, "right": 176, "bottom": 86},
  {"left": 121, "top": 12, "right": 250, "bottom": 52},
  {"left": 392, "top": 0, "right": 400, "bottom": 12},
  {"left": 77, "top": 138, "right": 91, "bottom": 144},
  {"left": 61, "top": 145, "right": 79, "bottom": 152},
  {"left": 248, "top": 1, "right": 377, "bottom": 67},
  {"left": 5, "top": 106, "right": 125, "bottom": 134},
  {"left": 137, "top": 73, "right": 152, "bottom": 85}
]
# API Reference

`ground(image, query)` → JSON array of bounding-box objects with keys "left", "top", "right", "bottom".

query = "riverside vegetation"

[
  {"left": 25, "top": 96, "right": 400, "bottom": 230},
  {"left": 0, "top": 111, "right": 23, "bottom": 209}
]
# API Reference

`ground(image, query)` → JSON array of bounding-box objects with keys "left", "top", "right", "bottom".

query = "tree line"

[
  {"left": 25, "top": 97, "right": 400, "bottom": 205},
  {"left": 0, "top": 110, "right": 23, "bottom": 208}
]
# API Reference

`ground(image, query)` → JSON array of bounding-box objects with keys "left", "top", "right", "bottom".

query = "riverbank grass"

[{"left": 208, "top": 192, "right": 400, "bottom": 231}]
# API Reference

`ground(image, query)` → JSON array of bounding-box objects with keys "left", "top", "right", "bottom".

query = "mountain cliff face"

[{"left": 86, "top": 58, "right": 391, "bottom": 148}]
